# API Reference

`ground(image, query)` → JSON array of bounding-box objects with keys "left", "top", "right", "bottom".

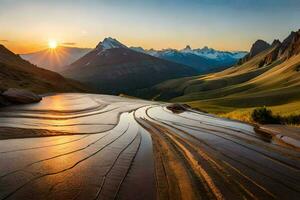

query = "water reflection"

[{"left": 0, "top": 94, "right": 118, "bottom": 134}]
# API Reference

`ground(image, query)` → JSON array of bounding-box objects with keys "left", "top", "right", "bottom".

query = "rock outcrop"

[
  {"left": 1, "top": 88, "right": 42, "bottom": 104},
  {"left": 167, "top": 103, "right": 191, "bottom": 113},
  {"left": 278, "top": 29, "right": 300, "bottom": 59},
  {"left": 239, "top": 29, "right": 300, "bottom": 66},
  {"left": 238, "top": 40, "right": 270, "bottom": 64}
]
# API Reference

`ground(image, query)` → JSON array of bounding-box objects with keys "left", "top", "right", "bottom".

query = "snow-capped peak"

[
  {"left": 130, "top": 46, "right": 145, "bottom": 53},
  {"left": 181, "top": 45, "right": 193, "bottom": 54},
  {"left": 130, "top": 45, "right": 247, "bottom": 61},
  {"left": 96, "top": 37, "right": 127, "bottom": 50},
  {"left": 180, "top": 45, "right": 247, "bottom": 60},
  {"left": 184, "top": 45, "right": 191, "bottom": 50}
]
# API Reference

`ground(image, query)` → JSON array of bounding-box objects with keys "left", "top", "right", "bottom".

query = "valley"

[{"left": 136, "top": 30, "right": 300, "bottom": 122}]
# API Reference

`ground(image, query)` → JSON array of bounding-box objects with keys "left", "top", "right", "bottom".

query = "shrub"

[
  {"left": 251, "top": 107, "right": 280, "bottom": 124},
  {"left": 252, "top": 107, "right": 300, "bottom": 125},
  {"left": 281, "top": 114, "right": 300, "bottom": 125}
]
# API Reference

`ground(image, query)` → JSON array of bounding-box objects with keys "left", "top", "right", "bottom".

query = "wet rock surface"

[
  {"left": 0, "top": 93, "right": 299, "bottom": 200},
  {"left": 1, "top": 88, "right": 42, "bottom": 104},
  {"left": 258, "top": 125, "right": 300, "bottom": 149}
]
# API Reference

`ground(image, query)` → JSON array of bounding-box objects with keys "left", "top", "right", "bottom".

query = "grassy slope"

[
  {"left": 0, "top": 62, "right": 88, "bottom": 94},
  {"left": 0, "top": 45, "right": 88, "bottom": 94},
  {"left": 146, "top": 47, "right": 300, "bottom": 122}
]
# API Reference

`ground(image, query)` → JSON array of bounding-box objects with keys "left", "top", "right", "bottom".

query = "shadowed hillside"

[
  {"left": 63, "top": 38, "right": 197, "bottom": 95},
  {"left": 0, "top": 44, "right": 88, "bottom": 94}
]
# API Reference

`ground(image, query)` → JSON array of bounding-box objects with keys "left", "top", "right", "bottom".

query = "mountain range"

[
  {"left": 2, "top": 36, "right": 246, "bottom": 96},
  {"left": 134, "top": 29, "right": 300, "bottom": 117},
  {"left": 62, "top": 37, "right": 197, "bottom": 94},
  {"left": 21, "top": 39, "right": 247, "bottom": 74},
  {"left": 3, "top": 28, "right": 299, "bottom": 118},
  {"left": 131, "top": 45, "right": 247, "bottom": 73},
  {"left": 0, "top": 44, "right": 87, "bottom": 94}
]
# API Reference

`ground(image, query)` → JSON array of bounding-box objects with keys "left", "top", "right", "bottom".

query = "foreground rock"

[
  {"left": 1, "top": 88, "right": 42, "bottom": 104},
  {"left": 167, "top": 103, "right": 190, "bottom": 113},
  {"left": 0, "top": 95, "right": 11, "bottom": 106},
  {"left": 258, "top": 125, "right": 300, "bottom": 149}
]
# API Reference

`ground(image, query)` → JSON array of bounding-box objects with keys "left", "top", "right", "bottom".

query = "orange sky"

[
  {"left": 2, "top": 32, "right": 252, "bottom": 54},
  {"left": 1, "top": 0, "right": 299, "bottom": 54}
]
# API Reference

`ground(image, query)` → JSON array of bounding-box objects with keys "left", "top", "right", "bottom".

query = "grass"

[
  {"left": 0, "top": 61, "right": 88, "bottom": 94},
  {"left": 136, "top": 47, "right": 300, "bottom": 125},
  {"left": 186, "top": 100, "right": 300, "bottom": 125}
]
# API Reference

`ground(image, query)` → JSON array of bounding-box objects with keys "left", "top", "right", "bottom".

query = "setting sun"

[{"left": 48, "top": 39, "right": 58, "bottom": 49}]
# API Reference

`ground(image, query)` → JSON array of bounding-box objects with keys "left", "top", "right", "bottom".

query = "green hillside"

[{"left": 135, "top": 30, "right": 300, "bottom": 122}]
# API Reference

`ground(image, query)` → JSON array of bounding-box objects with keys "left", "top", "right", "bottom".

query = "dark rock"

[
  {"left": 278, "top": 30, "right": 300, "bottom": 58},
  {"left": 167, "top": 103, "right": 190, "bottom": 114},
  {"left": 0, "top": 95, "right": 11, "bottom": 106},
  {"left": 238, "top": 40, "right": 271, "bottom": 65},
  {"left": 261, "top": 45, "right": 281, "bottom": 66},
  {"left": 259, "top": 30, "right": 300, "bottom": 66},
  {"left": 2, "top": 88, "right": 42, "bottom": 104},
  {"left": 271, "top": 39, "right": 281, "bottom": 47},
  {"left": 248, "top": 40, "right": 271, "bottom": 58},
  {"left": 238, "top": 30, "right": 300, "bottom": 67}
]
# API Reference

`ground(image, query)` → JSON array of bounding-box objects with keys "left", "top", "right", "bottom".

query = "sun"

[{"left": 48, "top": 39, "right": 58, "bottom": 49}]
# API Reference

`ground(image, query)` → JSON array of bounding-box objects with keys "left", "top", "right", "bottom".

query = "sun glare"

[{"left": 48, "top": 39, "right": 58, "bottom": 49}]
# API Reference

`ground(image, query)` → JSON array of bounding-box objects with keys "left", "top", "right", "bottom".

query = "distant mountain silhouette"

[
  {"left": 21, "top": 46, "right": 92, "bottom": 72},
  {"left": 131, "top": 46, "right": 247, "bottom": 73}
]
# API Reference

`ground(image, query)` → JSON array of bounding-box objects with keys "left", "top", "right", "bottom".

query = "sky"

[{"left": 0, "top": 0, "right": 299, "bottom": 53}]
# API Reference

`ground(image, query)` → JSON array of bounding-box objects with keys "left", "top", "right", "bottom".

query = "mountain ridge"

[
  {"left": 131, "top": 45, "right": 247, "bottom": 73},
  {"left": 131, "top": 45, "right": 247, "bottom": 60},
  {"left": 96, "top": 37, "right": 127, "bottom": 50},
  {"left": 63, "top": 38, "right": 197, "bottom": 95},
  {"left": 0, "top": 44, "right": 87, "bottom": 93}
]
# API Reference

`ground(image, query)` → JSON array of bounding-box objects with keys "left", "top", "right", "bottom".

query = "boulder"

[
  {"left": 0, "top": 95, "right": 11, "bottom": 106},
  {"left": 2, "top": 88, "right": 42, "bottom": 104},
  {"left": 167, "top": 103, "right": 190, "bottom": 114}
]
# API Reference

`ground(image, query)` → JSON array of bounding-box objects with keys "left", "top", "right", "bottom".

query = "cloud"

[
  {"left": 62, "top": 42, "right": 76, "bottom": 46},
  {"left": 0, "top": 39, "right": 9, "bottom": 42}
]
